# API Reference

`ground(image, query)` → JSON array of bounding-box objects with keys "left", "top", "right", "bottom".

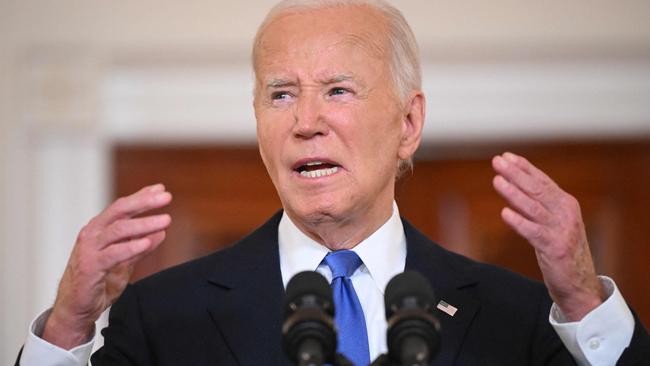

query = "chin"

[{"left": 285, "top": 193, "right": 348, "bottom": 226}]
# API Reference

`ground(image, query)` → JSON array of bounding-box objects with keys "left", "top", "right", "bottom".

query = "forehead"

[{"left": 254, "top": 5, "right": 390, "bottom": 77}]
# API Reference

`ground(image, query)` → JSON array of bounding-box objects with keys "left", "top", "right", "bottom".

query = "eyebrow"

[
  {"left": 323, "top": 74, "right": 354, "bottom": 84},
  {"left": 266, "top": 78, "right": 296, "bottom": 88},
  {"left": 265, "top": 74, "right": 358, "bottom": 89},
  {"left": 322, "top": 73, "right": 366, "bottom": 89}
]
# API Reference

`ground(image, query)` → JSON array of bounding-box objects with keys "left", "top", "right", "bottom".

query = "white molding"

[
  {"left": 422, "top": 60, "right": 650, "bottom": 142},
  {"left": 100, "top": 59, "right": 650, "bottom": 143}
]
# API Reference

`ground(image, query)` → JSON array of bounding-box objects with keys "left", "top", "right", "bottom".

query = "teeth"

[
  {"left": 300, "top": 166, "right": 339, "bottom": 178},
  {"left": 305, "top": 161, "right": 324, "bottom": 166}
]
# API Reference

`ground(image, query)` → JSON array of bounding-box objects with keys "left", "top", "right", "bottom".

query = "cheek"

[
  {"left": 256, "top": 117, "right": 281, "bottom": 170},
  {"left": 360, "top": 124, "right": 403, "bottom": 180},
  {"left": 257, "top": 112, "right": 296, "bottom": 175},
  {"left": 349, "top": 110, "right": 402, "bottom": 153}
]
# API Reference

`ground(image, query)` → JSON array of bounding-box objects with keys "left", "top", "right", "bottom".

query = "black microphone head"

[
  {"left": 384, "top": 271, "right": 441, "bottom": 365},
  {"left": 284, "top": 271, "right": 334, "bottom": 318},
  {"left": 384, "top": 271, "right": 435, "bottom": 319},
  {"left": 282, "top": 271, "right": 337, "bottom": 364}
]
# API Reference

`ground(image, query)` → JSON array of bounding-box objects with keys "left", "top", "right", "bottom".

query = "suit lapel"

[
  {"left": 203, "top": 212, "right": 291, "bottom": 366},
  {"left": 198, "top": 213, "right": 480, "bottom": 366},
  {"left": 403, "top": 220, "right": 480, "bottom": 366}
]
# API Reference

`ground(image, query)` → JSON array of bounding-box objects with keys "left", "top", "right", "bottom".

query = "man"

[{"left": 17, "top": 0, "right": 648, "bottom": 365}]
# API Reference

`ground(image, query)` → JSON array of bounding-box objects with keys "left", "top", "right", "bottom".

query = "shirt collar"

[{"left": 278, "top": 202, "right": 406, "bottom": 294}]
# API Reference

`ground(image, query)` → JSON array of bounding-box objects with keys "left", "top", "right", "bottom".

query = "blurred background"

[{"left": 1, "top": 0, "right": 649, "bottom": 363}]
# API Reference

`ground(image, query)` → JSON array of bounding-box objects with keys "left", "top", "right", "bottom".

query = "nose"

[{"left": 292, "top": 92, "right": 328, "bottom": 139}]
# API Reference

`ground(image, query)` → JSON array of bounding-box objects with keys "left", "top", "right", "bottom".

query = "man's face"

[{"left": 254, "top": 5, "right": 420, "bottom": 235}]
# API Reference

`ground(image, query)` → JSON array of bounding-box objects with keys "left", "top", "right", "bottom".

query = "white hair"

[
  {"left": 252, "top": 0, "right": 421, "bottom": 102},
  {"left": 252, "top": 0, "right": 420, "bottom": 178}
]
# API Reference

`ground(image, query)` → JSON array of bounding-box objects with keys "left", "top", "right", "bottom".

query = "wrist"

[
  {"left": 558, "top": 283, "right": 606, "bottom": 322},
  {"left": 42, "top": 307, "right": 95, "bottom": 350}
]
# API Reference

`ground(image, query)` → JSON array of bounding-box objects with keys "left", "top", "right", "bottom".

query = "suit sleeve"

[
  {"left": 528, "top": 286, "right": 578, "bottom": 366},
  {"left": 615, "top": 312, "right": 650, "bottom": 366},
  {"left": 90, "top": 285, "right": 153, "bottom": 366}
]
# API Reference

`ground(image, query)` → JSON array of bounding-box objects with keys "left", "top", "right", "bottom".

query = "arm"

[
  {"left": 19, "top": 184, "right": 172, "bottom": 365},
  {"left": 490, "top": 152, "right": 641, "bottom": 365},
  {"left": 492, "top": 152, "right": 603, "bottom": 320},
  {"left": 550, "top": 276, "right": 634, "bottom": 365},
  {"left": 90, "top": 285, "right": 154, "bottom": 365}
]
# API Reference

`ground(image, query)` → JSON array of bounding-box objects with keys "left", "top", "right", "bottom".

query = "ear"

[{"left": 397, "top": 91, "right": 425, "bottom": 161}]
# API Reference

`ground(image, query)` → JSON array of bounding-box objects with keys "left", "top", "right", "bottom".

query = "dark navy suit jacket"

[{"left": 20, "top": 211, "right": 648, "bottom": 365}]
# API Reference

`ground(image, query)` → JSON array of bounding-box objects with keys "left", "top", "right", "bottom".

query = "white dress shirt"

[
  {"left": 278, "top": 202, "right": 407, "bottom": 360},
  {"left": 21, "top": 203, "right": 634, "bottom": 365}
]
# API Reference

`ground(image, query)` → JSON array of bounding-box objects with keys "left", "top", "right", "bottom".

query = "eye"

[
  {"left": 328, "top": 87, "right": 349, "bottom": 97},
  {"left": 271, "top": 91, "right": 293, "bottom": 100}
]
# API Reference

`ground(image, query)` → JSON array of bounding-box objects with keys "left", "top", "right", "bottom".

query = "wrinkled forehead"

[{"left": 253, "top": 5, "right": 391, "bottom": 76}]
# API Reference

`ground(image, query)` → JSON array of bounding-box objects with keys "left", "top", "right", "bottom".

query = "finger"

[
  {"left": 122, "top": 231, "right": 167, "bottom": 268},
  {"left": 500, "top": 207, "right": 549, "bottom": 249},
  {"left": 98, "top": 214, "right": 171, "bottom": 249},
  {"left": 95, "top": 184, "right": 172, "bottom": 228},
  {"left": 98, "top": 231, "right": 165, "bottom": 270},
  {"left": 492, "top": 153, "right": 559, "bottom": 208},
  {"left": 492, "top": 155, "right": 538, "bottom": 195},
  {"left": 148, "top": 183, "right": 166, "bottom": 194},
  {"left": 103, "top": 231, "right": 167, "bottom": 286},
  {"left": 493, "top": 175, "right": 552, "bottom": 224},
  {"left": 503, "top": 152, "right": 552, "bottom": 181}
]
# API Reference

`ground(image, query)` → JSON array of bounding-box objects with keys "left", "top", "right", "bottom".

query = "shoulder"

[
  {"left": 445, "top": 245, "right": 548, "bottom": 308},
  {"left": 126, "top": 211, "right": 283, "bottom": 301},
  {"left": 403, "top": 217, "right": 549, "bottom": 307}
]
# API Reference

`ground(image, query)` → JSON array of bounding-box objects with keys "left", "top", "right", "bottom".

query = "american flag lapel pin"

[{"left": 437, "top": 300, "right": 458, "bottom": 317}]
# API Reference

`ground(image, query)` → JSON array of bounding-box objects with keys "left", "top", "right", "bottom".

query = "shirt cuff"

[
  {"left": 20, "top": 308, "right": 95, "bottom": 366},
  {"left": 550, "top": 276, "right": 635, "bottom": 366}
]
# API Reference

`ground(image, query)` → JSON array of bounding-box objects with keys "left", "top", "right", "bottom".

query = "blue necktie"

[{"left": 324, "top": 250, "right": 370, "bottom": 366}]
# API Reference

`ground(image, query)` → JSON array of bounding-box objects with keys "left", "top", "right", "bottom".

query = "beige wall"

[
  {"left": 1, "top": 1, "right": 649, "bottom": 364},
  {"left": 2, "top": 1, "right": 650, "bottom": 52}
]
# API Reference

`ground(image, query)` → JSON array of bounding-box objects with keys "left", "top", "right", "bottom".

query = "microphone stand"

[
  {"left": 334, "top": 353, "right": 356, "bottom": 366},
  {"left": 369, "top": 354, "right": 398, "bottom": 366},
  {"left": 295, "top": 353, "right": 355, "bottom": 366},
  {"left": 296, "top": 352, "right": 397, "bottom": 366}
]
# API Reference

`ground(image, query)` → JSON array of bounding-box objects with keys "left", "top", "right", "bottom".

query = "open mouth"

[{"left": 294, "top": 160, "right": 341, "bottom": 178}]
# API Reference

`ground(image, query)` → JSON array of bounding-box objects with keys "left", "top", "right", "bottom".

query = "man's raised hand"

[
  {"left": 492, "top": 152, "right": 605, "bottom": 322},
  {"left": 42, "top": 184, "right": 172, "bottom": 349}
]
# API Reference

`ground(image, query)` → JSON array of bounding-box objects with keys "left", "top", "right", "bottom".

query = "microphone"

[
  {"left": 384, "top": 271, "right": 441, "bottom": 366},
  {"left": 282, "top": 271, "right": 337, "bottom": 366}
]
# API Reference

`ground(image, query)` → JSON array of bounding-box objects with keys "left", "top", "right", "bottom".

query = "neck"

[{"left": 287, "top": 199, "right": 394, "bottom": 251}]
